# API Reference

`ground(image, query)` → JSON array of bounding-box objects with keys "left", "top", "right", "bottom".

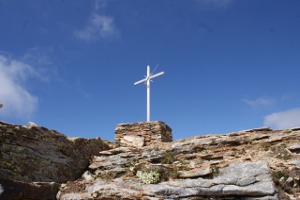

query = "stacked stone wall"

[{"left": 115, "top": 121, "right": 172, "bottom": 147}]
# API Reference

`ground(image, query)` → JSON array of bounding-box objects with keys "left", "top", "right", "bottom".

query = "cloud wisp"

[
  {"left": 243, "top": 97, "right": 275, "bottom": 108},
  {"left": 264, "top": 108, "right": 300, "bottom": 129},
  {"left": 0, "top": 54, "right": 39, "bottom": 119},
  {"left": 74, "top": 0, "right": 118, "bottom": 41}
]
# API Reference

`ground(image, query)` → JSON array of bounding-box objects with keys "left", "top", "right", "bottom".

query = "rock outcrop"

[
  {"left": 1, "top": 120, "right": 300, "bottom": 199},
  {"left": 0, "top": 121, "right": 110, "bottom": 200},
  {"left": 58, "top": 128, "right": 300, "bottom": 199}
]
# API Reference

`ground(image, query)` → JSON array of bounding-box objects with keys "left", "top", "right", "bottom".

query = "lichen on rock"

[{"left": 136, "top": 169, "right": 161, "bottom": 184}]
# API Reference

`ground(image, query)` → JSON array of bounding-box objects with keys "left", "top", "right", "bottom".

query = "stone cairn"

[{"left": 115, "top": 121, "right": 172, "bottom": 147}]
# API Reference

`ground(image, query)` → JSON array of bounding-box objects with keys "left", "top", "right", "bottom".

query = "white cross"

[{"left": 134, "top": 65, "right": 164, "bottom": 122}]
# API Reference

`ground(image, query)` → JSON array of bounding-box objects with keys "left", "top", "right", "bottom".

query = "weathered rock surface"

[
  {"left": 2, "top": 120, "right": 300, "bottom": 199},
  {"left": 0, "top": 121, "right": 110, "bottom": 200},
  {"left": 58, "top": 128, "right": 300, "bottom": 199},
  {"left": 58, "top": 161, "right": 277, "bottom": 199}
]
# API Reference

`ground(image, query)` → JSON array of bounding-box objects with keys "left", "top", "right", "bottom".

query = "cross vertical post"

[
  {"left": 134, "top": 65, "right": 164, "bottom": 122},
  {"left": 146, "top": 65, "right": 150, "bottom": 122}
]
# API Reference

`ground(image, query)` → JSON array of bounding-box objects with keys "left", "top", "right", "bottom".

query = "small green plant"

[
  {"left": 283, "top": 129, "right": 292, "bottom": 133},
  {"left": 280, "top": 143, "right": 288, "bottom": 148},
  {"left": 122, "top": 159, "right": 139, "bottom": 176},
  {"left": 161, "top": 151, "right": 175, "bottom": 164},
  {"left": 283, "top": 154, "right": 292, "bottom": 160},
  {"left": 177, "top": 161, "right": 190, "bottom": 171},
  {"left": 277, "top": 154, "right": 292, "bottom": 161},
  {"left": 181, "top": 161, "right": 190, "bottom": 165},
  {"left": 95, "top": 172, "right": 116, "bottom": 180},
  {"left": 167, "top": 167, "right": 180, "bottom": 179},
  {"left": 136, "top": 169, "right": 161, "bottom": 184},
  {"left": 273, "top": 170, "right": 289, "bottom": 183},
  {"left": 206, "top": 166, "right": 221, "bottom": 179},
  {"left": 261, "top": 143, "right": 271, "bottom": 151},
  {"left": 212, "top": 166, "right": 220, "bottom": 178}
]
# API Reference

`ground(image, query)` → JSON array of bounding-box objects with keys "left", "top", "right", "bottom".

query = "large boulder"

[{"left": 0, "top": 121, "right": 110, "bottom": 199}]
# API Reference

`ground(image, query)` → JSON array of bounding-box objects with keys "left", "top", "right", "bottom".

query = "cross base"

[{"left": 115, "top": 121, "right": 172, "bottom": 147}]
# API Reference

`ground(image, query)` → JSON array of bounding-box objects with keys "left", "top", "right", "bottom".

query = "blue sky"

[{"left": 0, "top": 0, "right": 300, "bottom": 141}]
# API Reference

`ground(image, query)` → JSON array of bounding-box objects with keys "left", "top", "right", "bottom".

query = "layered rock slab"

[{"left": 58, "top": 161, "right": 277, "bottom": 199}]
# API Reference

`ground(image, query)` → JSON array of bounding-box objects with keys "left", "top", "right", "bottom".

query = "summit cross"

[{"left": 134, "top": 65, "right": 164, "bottom": 122}]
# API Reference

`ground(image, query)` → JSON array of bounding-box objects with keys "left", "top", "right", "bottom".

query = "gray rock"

[
  {"left": 291, "top": 127, "right": 300, "bottom": 131},
  {"left": 291, "top": 160, "right": 300, "bottom": 166},
  {"left": 243, "top": 127, "right": 273, "bottom": 132},
  {"left": 179, "top": 167, "right": 212, "bottom": 178},
  {"left": 164, "top": 161, "right": 276, "bottom": 198},
  {"left": 288, "top": 144, "right": 300, "bottom": 152}
]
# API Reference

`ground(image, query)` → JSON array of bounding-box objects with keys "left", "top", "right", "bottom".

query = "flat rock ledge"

[{"left": 58, "top": 161, "right": 277, "bottom": 200}]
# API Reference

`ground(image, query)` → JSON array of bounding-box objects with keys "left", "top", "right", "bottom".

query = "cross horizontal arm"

[
  {"left": 134, "top": 77, "right": 147, "bottom": 85},
  {"left": 150, "top": 71, "right": 164, "bottom": 79}
]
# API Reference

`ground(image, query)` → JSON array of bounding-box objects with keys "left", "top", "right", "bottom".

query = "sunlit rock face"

[
  {"left": 1, "top": 120, "right": 300, "bottom": 199},
  {"left": 0, "top": 121, "right": 109, "bottom": 200},
  {"left": 59, "top": 127, "right": 300, "bottom": 200}
]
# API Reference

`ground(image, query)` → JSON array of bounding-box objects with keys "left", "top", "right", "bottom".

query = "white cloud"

[
  {"left": 264, "top": 108, "right": 300, "bottom": 129},
  {"left": 243, "top": 97, "right": 275, "bottom": 108},
  {"left": 0, "top": 55, "right": 39, "bottom": 119},
  {"left": 95, "top": 0, "right": 107, "bottom": 12},
  {"left": 23, "top": 47, "right": 52, "bottom": 67},
  {"left": 75, "top": 14, "right": 117, "bottom": 41},
  {"left": 74, "top": 0, "right": 117, "bottom": 41}
]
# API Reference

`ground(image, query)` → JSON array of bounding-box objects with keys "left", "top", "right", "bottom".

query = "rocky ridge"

[
  {"left": 1, "top": 121, "right": 300, "bottom": 199},
  {"left": 58, "top": 127, "right": 300, "bottom": 199}
]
